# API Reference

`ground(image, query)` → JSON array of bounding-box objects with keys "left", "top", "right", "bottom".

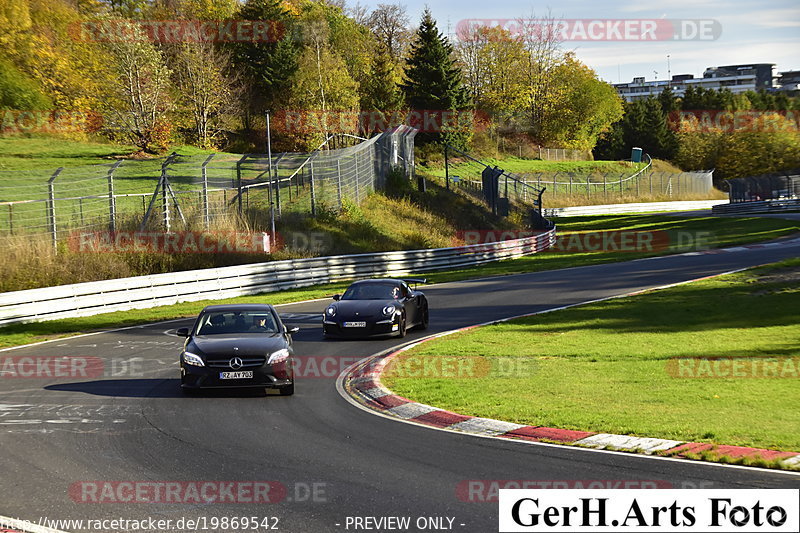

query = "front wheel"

[{"left": 397, "top": 315, "right": 407, "bottom": 338}]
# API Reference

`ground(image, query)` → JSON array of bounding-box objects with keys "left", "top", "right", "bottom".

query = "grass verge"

[
  {"left": 383, "top": 258, "right": 800, "bottom": 452},
  {"left": 0, "top": 214, "right": 797, "bottom": 349}
]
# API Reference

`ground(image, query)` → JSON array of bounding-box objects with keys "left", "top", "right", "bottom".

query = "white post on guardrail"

[{"left": 47, "top": 168, "right": 62, "bottom": 250}]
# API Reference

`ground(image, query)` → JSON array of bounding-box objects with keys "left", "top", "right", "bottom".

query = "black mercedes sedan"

[
  {"left": 322, "top": 279, "right": 429, "bottom": 338},
  {"left": 177, "top": 304, "right": 298, "bottom": 395}
]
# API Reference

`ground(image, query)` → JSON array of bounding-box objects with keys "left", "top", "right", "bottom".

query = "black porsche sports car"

[
  {"left": 322, "top": 278, "right": 429, "bottom": 338},
  {"left": 177, "top": 304, "right": 298, "bottom": 395}
]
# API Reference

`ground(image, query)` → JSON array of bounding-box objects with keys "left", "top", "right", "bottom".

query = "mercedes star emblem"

[{"left": 229, "top": 357, "right": 243, "bottom": 370}]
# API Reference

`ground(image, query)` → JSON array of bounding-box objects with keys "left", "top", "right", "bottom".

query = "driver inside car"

[{"left": 249, "top": 315, "right": 271, "bottom": 332}]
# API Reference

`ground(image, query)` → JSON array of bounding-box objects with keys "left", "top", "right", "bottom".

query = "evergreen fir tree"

[
  {"left": 230, "top": 0, "right": 297, "bottom": 116},
  {"left": 360, "top": 44, "right": 405, "bottom": 135},
  {"left": 401, "top": 9, "right": 471, "bottom": 146}
]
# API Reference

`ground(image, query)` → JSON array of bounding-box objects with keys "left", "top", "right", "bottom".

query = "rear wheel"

[
  {"left": 278, "top": 383, "right": 294, "bottom": 396},
  {"left": 418, "top": 305, "right": 429, "bottom": 330}
]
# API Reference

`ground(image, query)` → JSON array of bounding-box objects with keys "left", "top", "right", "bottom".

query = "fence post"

[
  {"left": 649, "top": 171, "right": 653, "bottom": 196},
  {"left": 236, "top": 155, "right": 247, "bottom": 216},
  {"left": 48, "top": 168, "right": 62, "bottom": 250},
  {"left": 603, "top": 172, "right": 607, "bottom": 200},
  {"left": 201, "top": 154, "right": 215, "bottom": 230},
  {"left": 336, "top": 160, "right": 343, "bottom": 210},
  {"left": 444, "top": 143, "right": 450, "bottom": 190},
  {"left": 569, "top": 174, "right": 573, "bottom": 195},
  {"left": 107, "top": 161, "right": 121, "bottom": 233},
  {"left": 287, "top": 158, "right": 292, "bottom": 202},
  {"left": 161, "top": 172, "right": 170, "bottom": 233},
  {"left": 354, "top": 153, "right": 360, "bottom": 203},
  {"left": 310, "top": 160, "right": 317, "bottom": 217},
  {"left": 274, "top": 159, "right": 281, "bottom": 217},
  {"left": 7, "top": 204, "right": 12, "bottom": 235}
]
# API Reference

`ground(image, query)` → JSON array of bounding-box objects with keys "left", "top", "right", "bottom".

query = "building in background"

[
  {"left": 776, "top": 70, "right": 800, "bottom": 96},
  {"left": 614, "top": 63, "right": 780, "bottom": 102}
]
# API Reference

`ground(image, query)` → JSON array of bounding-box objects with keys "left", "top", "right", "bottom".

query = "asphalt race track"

[{"left": 1, "top": 238, "right": 799, "bottom": 532}]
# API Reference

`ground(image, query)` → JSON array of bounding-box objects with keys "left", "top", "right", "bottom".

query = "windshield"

[
  {"left": 195, "top": 311, "right": 278, "bottom": 335},
  {"left": 342, "top": 283, "right": 401, "bottom": 300}
]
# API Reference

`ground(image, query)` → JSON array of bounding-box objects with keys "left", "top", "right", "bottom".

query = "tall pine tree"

[{"left": 401, "top": 9, "right": 471, "bottom": 146}]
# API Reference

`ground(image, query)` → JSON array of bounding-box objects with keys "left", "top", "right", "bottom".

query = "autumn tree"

[
  {"left": 172, "top": 41, "right": 240, "bottom": 149},
  {"left": 103, "top": 21, "right": 173, "bottom": 152},
  {"left": 456, "top": 25, "right": 529, "bottom": 128},
  {"left": 367, "top": 3, "right": 410, "bottom": 62},
  {"left": 517, "top": 11, "right": 564, "bottom": 140},
  {"left": 540, "top": 55, "right": 623, "bottom": 150},
  {"left": 287, "top": 5, "right": 359, "bottom": 148}
]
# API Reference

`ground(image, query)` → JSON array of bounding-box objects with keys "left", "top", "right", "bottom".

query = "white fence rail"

[
  {"left": 544, "top": 200, "right": 724, "bottom": 217},
  {"left": 0, "top": 229, "right": 556, "bottom": 326},
  {"left": 712, "top": 199, "right": 800, "bottom": 215}
]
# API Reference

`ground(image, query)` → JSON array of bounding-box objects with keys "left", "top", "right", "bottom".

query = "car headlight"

[
  {"left": 182, "top": 351, "right": 204, "bottom": 367},
  {"left": 383, "top": 305, "right": 397, "bottom": 316},
  {"left": 267, "top": 348, "right": 290, "bottom": 365},
  {"left": 326, "top": 306, "right": 336, "bottom": 317}
]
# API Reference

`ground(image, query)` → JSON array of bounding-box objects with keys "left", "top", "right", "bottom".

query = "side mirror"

[
  {"left": 288, "top": 327, "right": 300, "bottom": 334},
  {"left": 332, "top": 294, "right": 341, "bottom": 301},
  {"left": 176, "top": 327, "right": 189, "bottom": 337}
]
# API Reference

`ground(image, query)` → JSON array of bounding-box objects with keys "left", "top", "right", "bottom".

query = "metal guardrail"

[
  {"left": 711, "top": 198, "right": 800, "bottom": 215},
  {"left": 0, "top": 229, "right": 556, "bottom": 326},
  {"left": 544, "top": 200, "right": 725, "bottom": 217}
]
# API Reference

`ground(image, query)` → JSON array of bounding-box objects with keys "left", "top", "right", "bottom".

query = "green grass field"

[
  {"left": 421, "top": 156, "right": 644, "bottom": 178},
  {"left": 423, "top": 214, "right": 799, "bottom": 283},
  {"left": 383, "top": 259, "right": 800, "bottom": 452}
]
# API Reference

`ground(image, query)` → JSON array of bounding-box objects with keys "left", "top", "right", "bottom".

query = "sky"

[{"left": 353, "top": 0, "right": 800, "bottom": 84}]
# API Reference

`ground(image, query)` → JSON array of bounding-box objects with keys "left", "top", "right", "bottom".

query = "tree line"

[
  {"left": 0, "top": 0, "right": 624, "bottom": 154},
  {"left": 594, "top": 86, "right": 800, "bottom": 180},
  {"left": 1, "top": 0, "right": 798, "bottom": 181}
]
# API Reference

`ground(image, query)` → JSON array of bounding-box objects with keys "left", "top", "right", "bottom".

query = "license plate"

[
  {"left": 343, "top": 321, "right": 367, "bottom": 328},
  {"left": 220, "top": 371, "right": 253, "bottom": 379}
]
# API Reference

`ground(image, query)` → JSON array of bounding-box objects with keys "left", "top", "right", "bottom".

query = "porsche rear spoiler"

[{"left": 403, "top": 278, "right": 427, "bottom": 289}]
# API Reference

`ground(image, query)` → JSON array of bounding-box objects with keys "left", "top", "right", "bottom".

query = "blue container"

[{"left": 631, "top": 147, "right": 643, "bottom": 163}]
